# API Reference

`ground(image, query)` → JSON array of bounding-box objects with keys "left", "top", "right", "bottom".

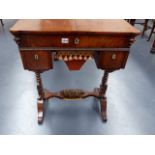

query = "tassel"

[
  {"left": 74, "top": 55, "right": 78, "bottom": 60},
  {"left": 88, "top": 56, "right": 92, "bottom": 60},
  {"left": 79, "top": 55, "right": 83, "bottom": 60},
  {"left": 84, "top": 56, "right": 87, "bottom": 60},
  {"left": 68, "top": 55, "right": 73, "bottom": 61},
  {"left": 58, "top": 55, "right": 63, "bottom": 60},
  {"left": 64, "top": 55, "right": 68, "bottom": 61}
]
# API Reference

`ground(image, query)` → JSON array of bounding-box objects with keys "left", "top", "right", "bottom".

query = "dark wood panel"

[
  {"left": 94, "top": 51, "right": 129, "bottom": 70},
  {"left": 20, "top": 34, "right": 130, "bottom": 48},
  {"left": 20, "top": 51, "right": 53, "bottom": 71}
]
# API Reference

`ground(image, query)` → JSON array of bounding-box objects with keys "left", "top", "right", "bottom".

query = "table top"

[{"left": 10, "top": 19, "right": 140, "bottom": 35}]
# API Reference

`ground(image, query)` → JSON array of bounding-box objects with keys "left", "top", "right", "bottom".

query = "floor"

[{"left": 0, "top": 20, "right": 155, "bottom": 135}]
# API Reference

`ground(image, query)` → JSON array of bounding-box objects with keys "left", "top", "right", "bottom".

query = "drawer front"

[
  {"left": 20, "top": 51, "right": 53, "bottom": 71},
  {"left": 95, "top": 51, "right": 129, "bottom": 70},
  {"left": 20, "top": 34, "right": 130, "bottom": 48}
]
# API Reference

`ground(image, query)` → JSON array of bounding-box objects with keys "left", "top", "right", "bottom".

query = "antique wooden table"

[{"left": 10, "top": 19, "right": 140, "bottom": 124}]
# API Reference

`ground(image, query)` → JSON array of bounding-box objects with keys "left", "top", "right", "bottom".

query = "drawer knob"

[
  {"left": 112, "top": 53, "right": 117, "bottom": 60},
  {"left": 34, "top": 54, "right": 39, "bottom": 60},
  {"left": 74, "top": 38, "right": 80, "bottom": 44}
]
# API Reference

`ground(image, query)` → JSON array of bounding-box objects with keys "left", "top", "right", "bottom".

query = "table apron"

[{"left": 19, "top": 47, "right": 130, "bottom": 52}]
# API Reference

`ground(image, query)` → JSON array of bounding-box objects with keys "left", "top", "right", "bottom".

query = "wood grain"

[{"left": 10, "top": 19, "right": 140, "bottom": 35}]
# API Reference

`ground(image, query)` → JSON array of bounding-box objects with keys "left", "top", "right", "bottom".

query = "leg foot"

[
  {"left": 99, "top": 71, "right": 109, "bottom": 122},
  {"left": 35, "top": 72, "right": 45, "bottom": 124},
  {"left": 37, "top": 99, "right": 44, "bottom": 124},
  {"left": 100, "top": 99, "right": 107, "bottom": 122}
]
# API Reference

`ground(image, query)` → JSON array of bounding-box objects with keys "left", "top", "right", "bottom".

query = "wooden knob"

[{"left": 74, "top": 38, "right": 80, "bottom": 44}]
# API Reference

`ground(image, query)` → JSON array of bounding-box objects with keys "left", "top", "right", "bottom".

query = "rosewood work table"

[{"left": 10, "top": 19, "right": 140, "bottom": 124}]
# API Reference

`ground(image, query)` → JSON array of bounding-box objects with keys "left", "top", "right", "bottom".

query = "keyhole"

[
  {"left": 34, "top": 54, "right": 39, "bottom": 60},
  {"left": 112, "top": 53, "right": 117, "bottom": 60}
]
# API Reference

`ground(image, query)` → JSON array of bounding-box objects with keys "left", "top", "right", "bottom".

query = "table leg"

[
  {"left": 130, "top": 19, "right": 136, "bottom": 26},
  {"left": 151, "top": 40, "right": 155, "bottom": 54},
  {"left": 0, "top": 19, "right": 4, "bottom": 26},
  {"left": 54, "top": 52, "right": 59, "bottom": 61},
  {"left": 141, "top": 19, "right": 149, "bottom": 37},
  {"left": 148, "top": 21, "right": 155, "bottom": 41},
  {"left": 99, "top": 70, "right": 109, "bottom": 122},
  {"left": 125, "top": 19, "right": 136, "bottom": 26},
  {"left": 35, "top": 72, "right": 44, "bottom": 124}
]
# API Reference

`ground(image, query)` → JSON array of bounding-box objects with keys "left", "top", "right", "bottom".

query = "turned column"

[
  {"left": 99, "top": 70, "right": 109, "bottom": 122},
  {"left": 35, "top": 71, "right": 44, "bottom": 124}
]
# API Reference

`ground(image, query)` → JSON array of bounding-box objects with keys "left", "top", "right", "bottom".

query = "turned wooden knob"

[{"left": 74, "top": 38, "right": 80, "bottom": 44}]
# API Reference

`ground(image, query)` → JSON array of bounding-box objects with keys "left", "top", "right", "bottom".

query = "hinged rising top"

[{"left": 10, "top": 19, "right": 140, "bottom": 36}]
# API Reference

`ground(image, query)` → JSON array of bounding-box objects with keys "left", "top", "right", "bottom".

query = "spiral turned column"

[
  {"left": 35, "top": 72, "right": 44, "bottom": 124},
  {"left": 99, "top": 70, "right": 109, "bottom": 122}
]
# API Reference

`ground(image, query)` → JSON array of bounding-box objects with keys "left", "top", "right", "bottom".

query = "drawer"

[
  {"left": 20, "top": 34, "right": 130, "bottom": 48},
  {"left": 94, "top": 51, "right": 129, "bottom": 70},
  {"left": 20, "top": 51, "right": 53, "bottom": 71}
]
